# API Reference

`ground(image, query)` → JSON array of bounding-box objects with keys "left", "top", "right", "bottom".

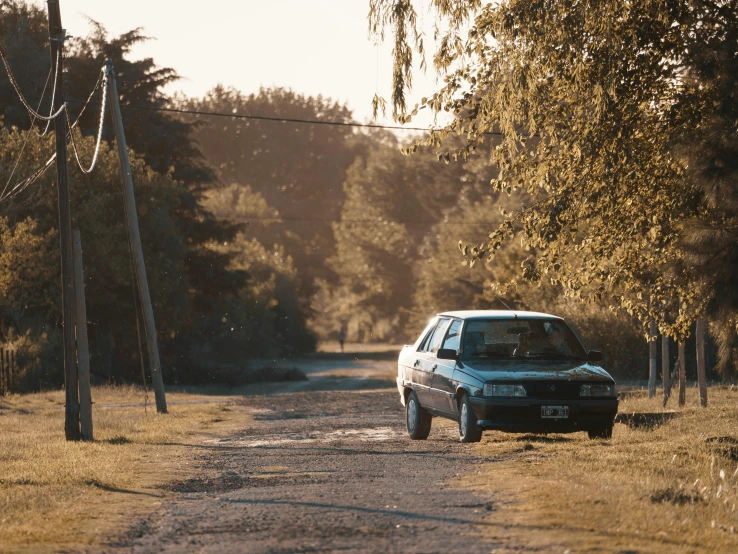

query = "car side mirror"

[
  {"left": 588, "top": 350, "right": 603, "bottom": 362},
  {"left": 437, "top": 348, "right": 458, "bottom": 361}
]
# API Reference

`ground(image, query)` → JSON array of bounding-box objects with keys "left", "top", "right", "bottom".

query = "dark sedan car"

[{"left": 397, "top": 310, "right": 618, "bottom": 442}]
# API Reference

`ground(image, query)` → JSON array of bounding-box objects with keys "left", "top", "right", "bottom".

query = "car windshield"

[{"left": 461, "top": 318, "right": 587, "bottom": 360}]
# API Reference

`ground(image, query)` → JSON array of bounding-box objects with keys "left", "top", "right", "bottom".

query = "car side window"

[
  {"left": 427, "top": 319, "right": 451, "bottom": 354},
  {"left": 441, "top": 319, "right": 462, "bottom": 351},
  {"left": 418, "top": 321, "right": 440, "bottom": 352}
]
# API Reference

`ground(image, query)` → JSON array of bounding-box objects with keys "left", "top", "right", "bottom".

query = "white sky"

[{"left": 52, "top": 0, "right": 446, "bottom": 128}]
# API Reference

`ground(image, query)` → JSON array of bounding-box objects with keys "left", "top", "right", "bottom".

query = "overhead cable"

[
  {"left": 34, "top": 51, "right": 60, "bottom": 137},
  {"left": 0, "top": 42, "right": 66, "bottom": 121},
  {"left": 1, "top": 65, "right": 54, "bottom": 199},
  {"left": 228, "top": 215, "right": 495, "bottom": 227},
  {"left": 125, "top": 103, "right": 503, "bottom": 135},
  {"left": 0, "top": 152, "right": 56, "bottom": 204},
  {"left": 1, "top": 65, "right": 109, "bottom": 204},
  {"left": 66, "top": 69, "right": 107, "bottom": 174}
]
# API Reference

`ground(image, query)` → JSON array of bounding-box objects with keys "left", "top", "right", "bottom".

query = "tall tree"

[
  {"left": 323, "top": 133, "right": 488, "bottom": 340},
  {"left": 178, "top": 86, "right": 359, "bottom": 298},
  {"left": 369, "top": 0, "right": 738, "bottom": 372}
]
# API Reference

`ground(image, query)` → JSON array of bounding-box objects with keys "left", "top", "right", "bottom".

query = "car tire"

[
  {"left": 406, "top": 390, "right": 432, "bottom": 440},
  {"left": 458, "top": 393, "right": 483, "bottom": 443},
  {"left": 587, "top": 426, "right": 613, "bottom": 440}
]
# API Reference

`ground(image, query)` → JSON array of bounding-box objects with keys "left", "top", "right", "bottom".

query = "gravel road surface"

[{"left": 106, "top": 388, "right": 501, "bottom": 553}]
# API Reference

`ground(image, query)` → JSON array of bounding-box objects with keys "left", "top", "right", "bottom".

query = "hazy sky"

[{"left": 55, "top": 0, "right": 444, "bottom": 127}]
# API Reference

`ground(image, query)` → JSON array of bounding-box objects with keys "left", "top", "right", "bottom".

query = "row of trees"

[
  {"left": 368, "top": 0, "right": 738, "bottom": 376},
  {"left": 1, "top": 0, "right": 731, "bottom": 389},
  {"left": 0, "top": 2, "right": 319, "bottom": 388}
]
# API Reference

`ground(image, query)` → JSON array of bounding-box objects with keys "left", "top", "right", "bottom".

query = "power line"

[
  {"left": 125, "top": 104, "right": 504, "bottom": 135},
  {"left": 1, "top": 66, "right": 53, "bottom": 199},
  {"left": 66, "top": 69, "right": 107, "bottom": 174},
  {"left": 229, "top": 215, "right": 495, "bottom": 226},
  {"left": 0, "top": 68, "right": 110, "bottom": 204},
  {"left": 0, "top": 42, "right": 66, "bottom": 122},
  {"left": 3, "top": 37, "right": 501, "bottom": 136},
  {"left": 22, "top": 88, "right": 506, "bottom": 136},
  {"left": 45, "top": 95, "right": 504, "bottom": 135},
  {"left": 33, "top": 50, "right": 60, "bottom": 137}
]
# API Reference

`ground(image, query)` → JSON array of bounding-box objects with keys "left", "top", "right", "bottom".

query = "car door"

[
  {"left": 430, "top": 319, "right": 462, "bottom": 414},
  {"left": 414, "top": 318, "right": 451, "bottom": 407},
  {"left": 399, "top": 318, "right": 437, "bottom": 388}
]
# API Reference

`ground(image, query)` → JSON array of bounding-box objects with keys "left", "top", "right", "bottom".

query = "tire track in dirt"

[{"left": 104, "top": 391, "right": 504, "bottom": 553}]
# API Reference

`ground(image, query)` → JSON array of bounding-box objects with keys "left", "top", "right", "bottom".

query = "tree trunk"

[
  {"left": 696, "top": 319, "right": 707, "bottom": 408},
  {"left": 678, "top": 341, "right": 686, "bottom": 406},
  {"left": 662, "top": 334, "right": 670, "bottom": 405},
  {"left": 648, "top": 321, "right": 657, "bottom": 398}
]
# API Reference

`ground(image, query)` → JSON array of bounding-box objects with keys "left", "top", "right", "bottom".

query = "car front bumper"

[{"left": 470, "top": 396, "right": 618, "bottom": 433}]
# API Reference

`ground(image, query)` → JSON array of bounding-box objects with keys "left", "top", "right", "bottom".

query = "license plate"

[{"left": 541, "top": 406, "right": 569, "bottom": 419}]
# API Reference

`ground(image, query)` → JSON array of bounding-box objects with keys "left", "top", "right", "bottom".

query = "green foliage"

[
  {"left": 177, "top": 86, "right": 360, "bottom": 299},
  {"left": 203, "top": 185, "right": 317, "bottom": 357},
  {"left": 324, "top": 133, "right": 485, "bottom": 341},
  {"left": 0, "top": 126, "right": 192, "bottom": 380},
  {"left": 0, "top": 5, "right": 321, "bottom": 386},
  {"left": 0, "top": 216, "right": 57, "bottom": 325},
  {"left": 369, "top": 0, "right": 738, "bottom": 373}
]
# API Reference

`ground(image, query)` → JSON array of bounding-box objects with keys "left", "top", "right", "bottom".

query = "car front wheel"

[
  {"left": 458, "top": 393, "right": 482, "bottom": 443},
  {"left": 406, "top": 390, "right": 432, "bottom": 440},
  {"left": 587, "top": 426, "right": 613, "bottom": 440}
]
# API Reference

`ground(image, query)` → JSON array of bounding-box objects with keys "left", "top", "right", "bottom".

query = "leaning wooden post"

[
  {"left": 696, "top": 319, "right": 707, "bottom": 408},
  {"left": 73, "top": 230, "right": 93, "bottom": 440},
  {"left": 678, "top": 341, "right": 686, "bottom": 406},
  {"left": 662, "top": 334, "right": 670, "bottom": 404},
  {"left": 106, "top": 60, "right": 167, "bottom": 413},
  {"left": 648, "top": 322, "right": 657, "bottom": 398}
]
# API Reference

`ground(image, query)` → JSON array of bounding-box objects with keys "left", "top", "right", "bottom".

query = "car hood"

[{"left": 459, "top": 359, "right": 614, "bottom": 382}]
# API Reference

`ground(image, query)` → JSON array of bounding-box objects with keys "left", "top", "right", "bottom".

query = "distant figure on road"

[{"left": 337, "top": 326, "right": 346, "bottom": 353}]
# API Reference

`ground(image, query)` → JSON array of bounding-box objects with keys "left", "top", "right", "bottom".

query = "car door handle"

[
  {"left": 431, "top": 364, "right": 437, "bottom": 371},
  {"left": 414, "top": 360, "right": 420, "bottom": 367}
]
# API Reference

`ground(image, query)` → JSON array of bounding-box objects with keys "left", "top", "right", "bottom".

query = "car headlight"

[
  {"left": 580, "top": 384, "right": 615, "bottom": 397},
  {"left": 483, "top": 384, "right": 526, "bottom": 397}
]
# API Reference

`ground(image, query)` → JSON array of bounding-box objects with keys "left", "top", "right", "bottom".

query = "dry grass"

[
  {"left": 0, "top": 385, "right": 248, "bottom": 551},
  {"left": 460, "top": 385, "right": 738, "bottom": 553}
]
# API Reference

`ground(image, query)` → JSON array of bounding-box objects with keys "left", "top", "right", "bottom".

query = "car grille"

[{"left": 523, "top": 380, "right": 583, "bottom": 399}]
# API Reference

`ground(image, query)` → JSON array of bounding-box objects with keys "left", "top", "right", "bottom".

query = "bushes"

[{"left": 3, "top": 325, "right": 63, "bottom": 393}]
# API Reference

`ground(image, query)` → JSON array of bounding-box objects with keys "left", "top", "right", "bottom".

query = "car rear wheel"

[
  {"left": 587, "top": 426, "right": 613, "bottom": 440},
  {"left": 406, "top": 390, "right": 432, "bottom": 440},
  {"left": 458, "top": 393, "right": 482, "bottom": 443}
]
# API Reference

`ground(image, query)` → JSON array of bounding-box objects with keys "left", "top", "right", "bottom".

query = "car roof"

[{"left": 437, "top": 309, "right": 562, "bottom": 321}]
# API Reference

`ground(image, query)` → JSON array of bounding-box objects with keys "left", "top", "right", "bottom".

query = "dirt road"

[{"left": 104, "top": 384, "right": 503, "bottom": 553}]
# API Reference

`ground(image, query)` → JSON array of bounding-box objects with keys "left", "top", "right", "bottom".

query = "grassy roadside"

[
  {"left": 458, "top": 386, "right": 738, "bottom": 553},
  {"left": 0, "top": 385, "right": 250, "bottom": 552}
]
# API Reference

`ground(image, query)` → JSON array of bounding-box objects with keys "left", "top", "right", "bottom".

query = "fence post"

[
  {"left": 0, "top": 346, "right": 5, "bottom": 395},
  {"left": 648, "top": 322, "right": 657, "bottom": 398},
  {"left": 696, "top": 319, "right": 707, "bottom": 408},
  {"left": 662, "top": 334, "right": 670, "bottom": 405},
  {"left": 678, "top": 341, "right": 686, "bottom": 406}
]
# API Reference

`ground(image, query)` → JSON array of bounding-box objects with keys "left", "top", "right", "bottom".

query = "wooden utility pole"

[
  {"left": 73, "top": 230, "right": 93, "bottom": 440},
  {"left": 662, "top": 334, "right": 670, "bottom": 404},
  {"left": 47, "top": 0, "right": 80, "bottom": 440},
  {"left": 648, "top": 321, "right": 657, "bottom": 398},
  {"left": 106, "top": 61, "right": 167, "bottom": 413},
  {"left": 696, "top": 318, "right": 707, "bottom": 407},
  {"left": 678, "top": 341, "right": 686, "bottom": 406}
]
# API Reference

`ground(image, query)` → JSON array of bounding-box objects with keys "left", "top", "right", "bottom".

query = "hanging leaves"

[{"left": 369, "top": 0, "right": 738, "bottom": 350}]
